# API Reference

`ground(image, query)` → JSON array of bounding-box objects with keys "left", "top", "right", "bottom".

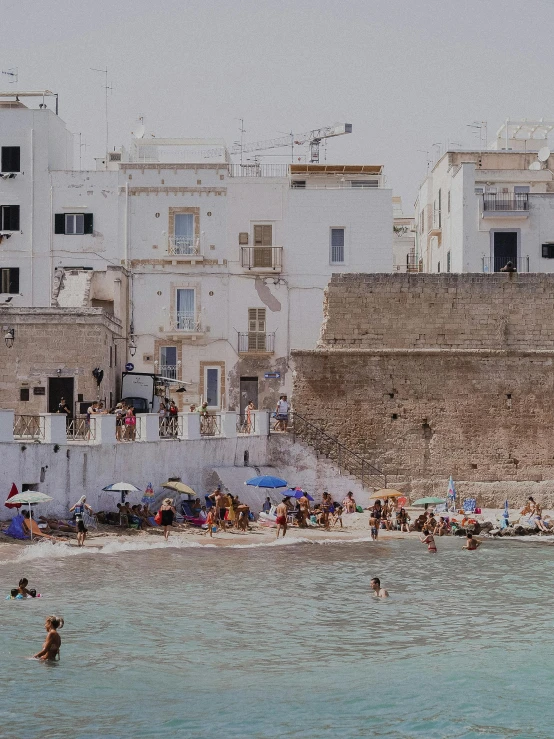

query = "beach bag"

[
  {"left": 154, "top": 510, "right": 162, "bottom": 525},
  {"left": 356, "top": 505, "right": 364, "bottom": 513}
]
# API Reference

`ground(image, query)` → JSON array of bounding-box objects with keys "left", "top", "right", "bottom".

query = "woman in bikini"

[
  {"left": 420, "top": 528, "right": 438, "bottom": 553},
  {"left": 34, "top": 615, "right": 64, "bottom": 661}
]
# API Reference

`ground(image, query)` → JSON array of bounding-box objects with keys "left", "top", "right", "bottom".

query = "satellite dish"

[
  {"left": 133, "top": 124, "right": 145, "bottom": 139},
  {"left": 538, "top": 146, "right": 551, "bottom": 162},
  {"left": 529, "top": 161, "right": 542, "bottom": 171}
]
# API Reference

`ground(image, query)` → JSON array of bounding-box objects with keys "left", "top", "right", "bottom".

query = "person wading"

[
  {"left": 159, "top": 498, "right": 177, "bottom": 541},
  {"left": 69, "top": 495, "right": 93, "bottom": 547},
  {"left": 275, "top": 497, "right": 290, "bottom": 538}
]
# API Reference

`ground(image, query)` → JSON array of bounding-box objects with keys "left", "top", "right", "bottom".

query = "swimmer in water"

[
  {"left": 33, "top": 616, "right": 64, "bottom": 661},
  {"left": 18, "top": 578, "right": 32, "bottom": 597},
  {"left": 420, "top": 528, "right": 437, "bottom": 553},
  {"left": 462, "top": 532, "right": 480, "bottom": 550},
  {"left": 370, "top": 577, "right": 389, "bottom": 597}
]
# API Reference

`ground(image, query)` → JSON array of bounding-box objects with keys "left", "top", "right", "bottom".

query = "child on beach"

[
  {"left": 33, "top": 616, "right": 64, "bottom": 661},
  {"left": 369, "top": 517, "right": 378, "bottom": 540},
  {"left": 206, "top": 508, "right": 216, "bottom": 537},
  {"left": 462, "top": 533, "right": 480, "bottom": 550},
  {"left": 420, "top": 528, "right": 437, "bottom": 553}
]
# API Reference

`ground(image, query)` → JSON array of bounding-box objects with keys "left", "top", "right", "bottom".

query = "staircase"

[{"left": 281, "top": 411, "right": 387, "bottom": 490}]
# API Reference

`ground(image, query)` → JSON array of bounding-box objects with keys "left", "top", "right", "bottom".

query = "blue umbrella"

[
  {"left": 281, "top": 488, "right": 314, "bottom": 501},
  {"left": 503, "top": 499, "right": 509, "bottom": 520},
  {"left": 246, "top": 475, "right": 287, "bottom": 488}
]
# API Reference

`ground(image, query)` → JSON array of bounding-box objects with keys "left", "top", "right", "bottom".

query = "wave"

[{"left": 0, "top": 534, "right": 378, "bottom": 563}]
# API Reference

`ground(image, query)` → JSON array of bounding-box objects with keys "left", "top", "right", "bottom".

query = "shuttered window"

[
  {"left": 54, "top": 213, "right": 93, "bottom": 234},
  {"left": 253, "top": 225, "right": 272, "bottom": 246},
  {"left": 330, "top": 228, "right": 345, "bottom": 264},
  {"left": 0, "top": 267, "right": 19, "bottom": 293},
  {"left": 1, "top": 205, "right": 19, "bottom": 231},
  {"left": 248, "top": 308, "right": 267, "bottom": 351},
  {"left": 1, "top": 147, "right": 20, "bottom": 173}
]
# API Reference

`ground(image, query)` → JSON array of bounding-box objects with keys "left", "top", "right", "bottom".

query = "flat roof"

[{"left": 289, "top": 164, "right": 383, "bottom": 175}]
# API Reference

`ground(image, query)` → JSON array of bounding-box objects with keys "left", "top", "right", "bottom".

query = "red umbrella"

[{"left": 5, "top": 483, "right": 21, "bottom": 509}]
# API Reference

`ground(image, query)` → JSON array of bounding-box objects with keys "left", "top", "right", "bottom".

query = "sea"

[{"left": 1, "top": 534, "right": 553, "bottom": 739}]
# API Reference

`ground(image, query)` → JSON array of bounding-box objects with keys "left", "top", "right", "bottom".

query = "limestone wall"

[{"left": 293, "top": 273, "right": 554, "bottom": 505}]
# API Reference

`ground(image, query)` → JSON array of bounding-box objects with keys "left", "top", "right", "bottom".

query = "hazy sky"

[{"left": 4, "top": 0, "right": 554, "bottom": 206}]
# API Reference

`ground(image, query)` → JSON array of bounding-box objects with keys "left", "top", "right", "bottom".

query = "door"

[
  {"left": 174, "top": 213, "right": 194, "bottom": 254},
  {"left": 48, "top": 377, "right": 75, "bottom": 416},
  {"left": 493, "top": 232, "right": 517, "bottom": 272},
  {"left": 240, "top": 377, "right": 259, "bottom": 416}
]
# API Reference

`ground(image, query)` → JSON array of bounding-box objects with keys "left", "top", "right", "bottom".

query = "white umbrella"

[
  {"left": 102, "top": 482, "right": 141, "bottom": 504},
  {"left": 5, "top": 491, "right": 53, "bottom": 540}
]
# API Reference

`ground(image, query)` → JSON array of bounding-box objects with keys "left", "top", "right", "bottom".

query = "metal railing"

[
  {"left": 483, "top": 194, "right": 529, "bottom": 212},
  {"left": 241, "top": 246, "right": 283, "bottom": 270},
  {"left": 117, "top": 415, "right": 141, "bottom": 441},
  {"left": 237, "top": 412, "right": 256, "bottom": 434},
  {"left": 172, "top": 312, "right": 202, "bottom": 332},
  {"left": 13, "top": 415, "right": 45, "bottom": 440},
  {"left": 158, "top": 364, "right": 179, "bottom": 380},
  {"left": 67, "top": 416, "right": 95, "bottom": 441},
  {"left": 281, "top": 411, "right": 386, "bottom": 490},
  {"left": 168, "top": 235, "right": 201, "bottom": 255},
  {"left": 200, "top": 414, "right": 221, "bottom": 437},
  {"left": 228, "top": 163, "right": 289, "bottom": 178},
  {"left": 238, "top": 332, "right": 275, "bottom": 353},
  {"left": 158, "top": 415, "right": 181, "bottom": 438},
  {"left": 482, "top": 255, "right": 530, "bottom": 273}
]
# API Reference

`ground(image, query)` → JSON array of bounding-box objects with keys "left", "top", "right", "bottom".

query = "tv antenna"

[
  {"left": 468, "top": 121, "right": 488, "bottom": 149},
  {"left": 1, "top": 68, "right": 18, "bottom": 84},
  {"left": 234, "top": 118, "right": 246, "bottom": 165},
  {"left": 73, "top": 133, "right": 88, "bottom": 171},
  {"left": 90, "top": 66, "right": 113, "bottom": 154}
]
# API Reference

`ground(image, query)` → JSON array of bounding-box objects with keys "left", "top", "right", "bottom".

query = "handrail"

[{"left": 286, "top": 411, "right": 386, "bottom": 489}]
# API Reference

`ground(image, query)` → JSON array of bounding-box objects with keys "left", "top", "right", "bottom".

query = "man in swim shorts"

[
  {"left": 370, "top": 577, "right": 389, "bottom": 597},
  {"left": 275, "top": 498, "right": 289, "bottom": 538},
  {"left": 462, "top": 532, "right": 480, "bottom": 550}
]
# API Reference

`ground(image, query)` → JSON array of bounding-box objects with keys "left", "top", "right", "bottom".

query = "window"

[
  {"left": 437, "top": 261, "right": 441, "bottom": 273},
  {"left": 20, "top": 388, "right": 30, "bottom": 402},
  {"left": 438, "top": 188, "right": 442, "bottom": 228},
  {"left": 420, "top": 210, "right": 425, "bottom": 234},
  {"left": 160, "top": 346, "right": 177, "bottom": 378},
  {"left": 176, "top": 288, "right": 196, "bottom": 331},
  {"left": 475, "top": 187, "right": 484, "bottom": 195},
  {"left": 0, "top": 267, "right": 19, "bottom": 293},
  {"left": 542, "top": 244, "right": 554, "bottom": 258},
  {"left": 350, "top": 180, "right": 379, "bottom": 188},
  {"left": 248, "top": 308, "right": 267, "bottom": 351},
  {"left": 253, "top": 224, "right": 272, "bottom": 246},
  {"left": 514, "top": 186, "right": 530, "bottom": 194},
  {"left": 54, "top": 213, "right": 93, "bottom": 235},
  {"left": 204, "top": 367, "right": 220, "bottom": 408},
  {"left": 446, "top": 251, "right": 451, "bottom": 273},
  {"left": 1, "top": 146, "right": 20, "bottom": 173},
  {"left": 330, "top": 228, "right": 345, "bottom": 264},
  {"left": 174, "top": 213, "right": 195, "bottom": 253},
  {"left": 0, "top": 205, "right": 19, "bottom": 231},
  {"left": 447, "top": 190, "right": 451, "bottom": 213},
  {"left": 291, "top": 180, "right": 306, "bottom": 188}
]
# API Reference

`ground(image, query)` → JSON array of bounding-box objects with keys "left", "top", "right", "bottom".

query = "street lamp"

[
  {"left": 129, "top": 338, "right": 137, "bottom": 357},
  {"left": 4, "top": 328, "right": 15, "bottom": 349}
]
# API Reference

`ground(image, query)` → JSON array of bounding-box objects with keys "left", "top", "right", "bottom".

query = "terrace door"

[
  {"left": 48, "top": 377, "right": 74, "bottom": 416},
  {"left": 493, "top": 232, "right": 517, "bottom": 272}
]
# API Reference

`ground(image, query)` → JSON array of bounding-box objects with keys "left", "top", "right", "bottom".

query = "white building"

[
  {"left": 415, "top": 120, "right": 554, "bottom": 273},
  {"left": 0, "top": 91, "right": 393, "bottom": 414},
  {"left": 392, "top": 196, "right": 416, "bottom": 272}
]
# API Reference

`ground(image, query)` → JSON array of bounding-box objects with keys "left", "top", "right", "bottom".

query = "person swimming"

[
  {"left": 18, "top": 578, "right": 32, "bottom": 596},
  {"left": 420, "top": 528, "right": 437, "bottom": 553},
  {"left": 370, "top": 577, "right": 389, "bottom": 597},
  {"left": 33, "top": 616, "right": 64, "bottom": 661},
  {"left": 7, "top": 588, "right": 23, "bottom": 600}
]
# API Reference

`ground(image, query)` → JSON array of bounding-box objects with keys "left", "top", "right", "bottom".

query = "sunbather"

[{"left": 22, "top": 512, "right": 66, "bottom": 541}]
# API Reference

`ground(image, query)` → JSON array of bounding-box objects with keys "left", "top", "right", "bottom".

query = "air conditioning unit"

[
  {"left": 108, "top": 152, "right": 122, "bottom": 162},
  {"left": 0, "top": 173, "right": 16, "bottom": 179}
]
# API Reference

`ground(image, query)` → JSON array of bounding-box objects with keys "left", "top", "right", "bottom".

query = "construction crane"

[{"left": 203, "top": 123, "right": 352, "bottom": 164}]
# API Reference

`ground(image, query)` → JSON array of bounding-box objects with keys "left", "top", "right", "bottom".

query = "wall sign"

[
  {"left": 125, "top": 363, "right": 135, "bottom": 372},
  {"left": 264, "top": 372, "right": 280, "bottom": 379}
]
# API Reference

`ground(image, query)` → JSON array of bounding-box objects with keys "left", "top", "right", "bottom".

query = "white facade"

[
  {"left": 0, "top": 95, "right": 393, "bottom": 413},
  {"left": 392, "top": 196, "right": 416, "bottom": 272},
  {"left": 415, "top": 121, "right": 554, "bottom": 273}
]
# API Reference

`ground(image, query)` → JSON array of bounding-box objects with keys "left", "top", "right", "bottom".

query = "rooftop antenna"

[
  {"left": 90, "top": 66, "right": 112, "bottom": 154},
  {"left": 73, "top": 133, "right": 88, "bottom": 171},
  {"left": 237, "top": 118, "right": 245, "bottom": 165},
  {"left": 1, "top": 68, "right": 18, "bottom": 84},
  {"left": 468, "top": 121, "right": 488, "bottom": 149}
]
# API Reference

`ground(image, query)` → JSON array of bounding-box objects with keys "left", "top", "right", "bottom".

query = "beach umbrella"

[
  {"left": 4, "top": 491, "right": 53, "bottom": 540},
  {"left": 5, "top": 482, "right": 21, "bottom": 509},
  {"left": 412, "top": 497, "right": 446, "bottom": 506},
  {"left": 447, "top": 476, "right": 457, "bottom": 510},
  {"left": 369, "top": 489, "right": 404, "bottom": 499},
  {"left": 245, "top": 475, "right": 287, "bottom": 488},
  {"left": 162, "top": 481, "right": 196, "bottom": 497},
  {"left": 141, "top": 482, "right": 155, "bottom": 505},
  {"left": 102, "top": 482, "right": 141, "bottom": 504},
  {"left": 503, "top": 499, "right": 510, "bottom": 520},
  {"left": 281, "top": 488, "right": 314, "bottom": 501}
]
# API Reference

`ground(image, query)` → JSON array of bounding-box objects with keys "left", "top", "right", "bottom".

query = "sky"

[{"left": 4, "top": 0, "right": 554, "bottom": 207}]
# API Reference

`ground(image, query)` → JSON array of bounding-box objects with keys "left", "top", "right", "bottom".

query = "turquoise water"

[{"left": 2, "top": 535, "right": 553, "bottom": 739}]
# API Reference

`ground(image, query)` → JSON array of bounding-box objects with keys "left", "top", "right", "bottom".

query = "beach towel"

[{"left": 5, "top": 514, "right": 28, "bottom": 540}]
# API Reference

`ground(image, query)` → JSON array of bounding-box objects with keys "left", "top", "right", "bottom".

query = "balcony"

[
  {"left": 241, "top": 246, "right": 283, "bottom": 271},
  {"left": 156, "top": 364, "right": 180, "bottom": 380},
  {"left": 238, "top": 332, "right": 275, "bottom": 354},
  {"left": 170, "top": 312, "right": 202, "bottom": 333},
  {"left": 166, "top": 236, "right": 203, "bottom": 263},
  {"left": 482, "top": 255, "right": 530, "bottom": 273},
  {"left": 482, "top": 194, "right": 529, "bottom": 218}
]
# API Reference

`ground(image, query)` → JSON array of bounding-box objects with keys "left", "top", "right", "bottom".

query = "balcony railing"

[
  {"left": 159, "top": 416, "right": 181, "bottom": 438},
  {"left": 483, "top": 194, "right": 529, "bottom": 212},
  {"left": 171, "top": 312, "right": 202, "bottom": 332},
  {"left": 158, "top": 364, "right": 179, "bottom": 380},
  {"left": 67, "top": 416, "right": 95, "bottom": 441},
  {"left": 241, "top": 246, "right": 283, "bottom": 271},
  {"left": 237, "top": 412, "right": 256, "bottom": 434},
  {"left": 238, "top": 332, "right": 275, "bottom": 353},
  {"left": 482, "top": 255, "right": 530, "bottom": 273},
  {"left": 200, "top": 414, "right": 221, "bottom": 436},
  {"left": 168, "top": 235, "right": 201, "bottom": 256},
  {"left": 13, "top": 415, "right": 45, "bottom": 440},
  {"left": 228, "top": 164, "right": 289, "bottom": 178}
]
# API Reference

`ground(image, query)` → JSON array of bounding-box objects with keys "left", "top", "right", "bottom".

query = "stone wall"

[{"left": 293, "top": 273, "right": 554, "bottom": 505}]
